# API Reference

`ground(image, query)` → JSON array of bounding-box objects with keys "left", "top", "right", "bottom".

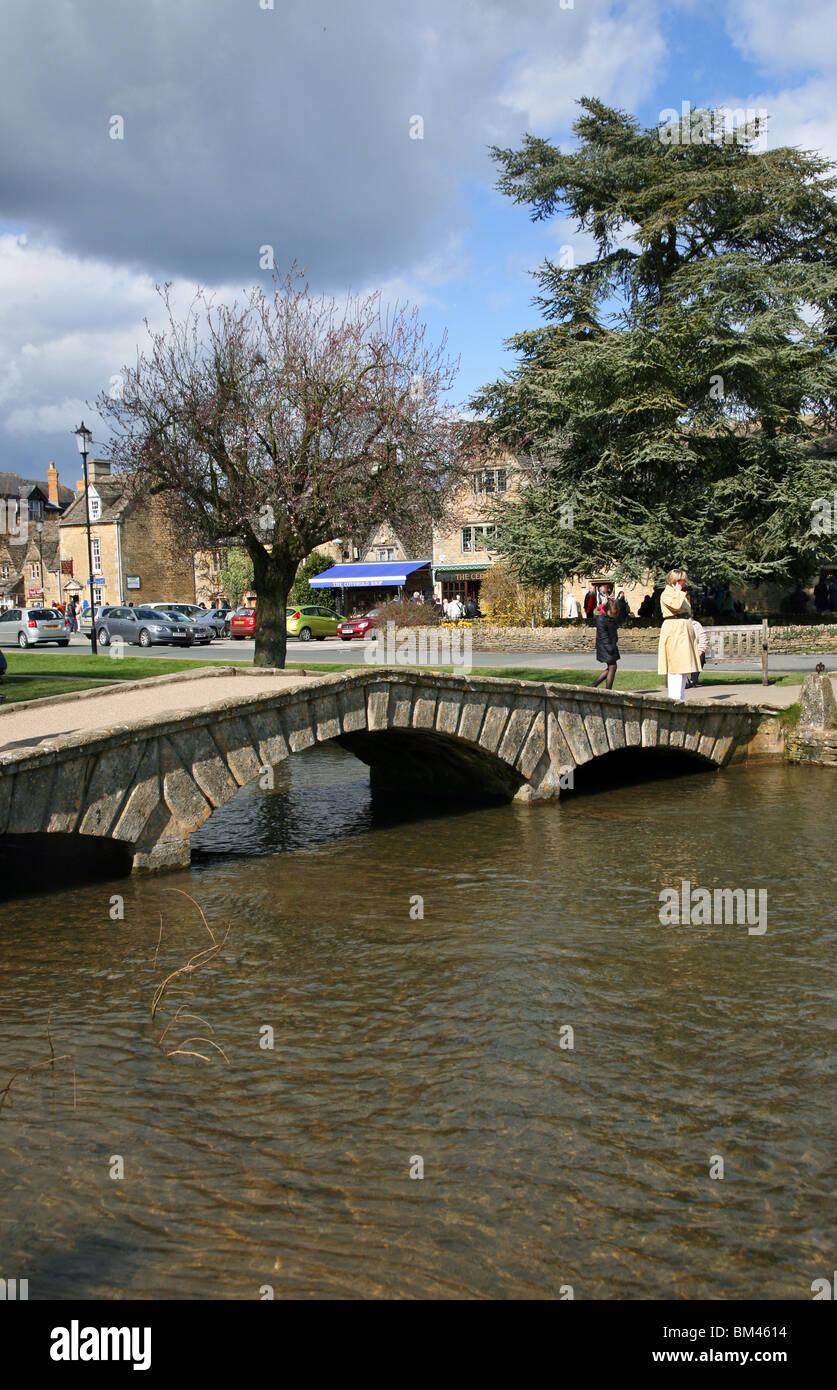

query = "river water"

[{"left": 0, "top": 745, "right": 834, "bottom": 1300}]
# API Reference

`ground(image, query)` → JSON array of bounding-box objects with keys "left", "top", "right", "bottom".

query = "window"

[
  {"left": 0, "top": 564, "right": 9, "bottom": 579},
  {"left": 91, "top": 538, "right": 102, "bottom": 572},
  {"left": 87, "top": 489, "right": 101, "bottom": 521},
  {"left": 461, "top": 525, "right": 496, "bottom": 553},
  {"left": 377, "top": 547, "right": 395, "bottom": 561},
  {"left": 29, "top": 561, "right": 41, "bottom": 579},
  {"left": 471, "top": 468, "right": 507, "bottom": 495},
  {"left": 28, "top": 498, "right": 43, "bottom": 521}
]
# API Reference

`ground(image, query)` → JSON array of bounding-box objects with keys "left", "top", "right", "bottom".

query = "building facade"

[{"left": 59, "top": 460, "right": 197, "bottom": 609}]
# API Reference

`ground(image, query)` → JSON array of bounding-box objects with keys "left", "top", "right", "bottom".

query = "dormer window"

[{"left": 87, "top": 487, "right": 101, "bottom": 521}]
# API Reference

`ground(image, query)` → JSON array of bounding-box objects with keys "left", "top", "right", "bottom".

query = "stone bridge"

[{"left": 0, "top": 667, "right": 768, "bottom": 873}]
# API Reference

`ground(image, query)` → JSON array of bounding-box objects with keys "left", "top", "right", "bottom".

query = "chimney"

[
  {"left": 87, "top": 458, "right": 112, "bottom": 483},
  {"left": 47, "top": 461, "right": 59, "bottom": 506}
]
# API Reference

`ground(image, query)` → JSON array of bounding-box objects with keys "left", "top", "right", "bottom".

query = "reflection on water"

[{"left": 0, "top": 744, "right": 834, "bottom": 1299}]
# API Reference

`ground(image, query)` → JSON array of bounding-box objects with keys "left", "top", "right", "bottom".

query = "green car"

[{"left": 285, "top": 604, "right": 344, "bottom": 641}]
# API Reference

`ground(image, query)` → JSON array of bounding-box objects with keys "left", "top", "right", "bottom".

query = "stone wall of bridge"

[{"left": 0, "top": 668, "right": 765, "bottom": 873}]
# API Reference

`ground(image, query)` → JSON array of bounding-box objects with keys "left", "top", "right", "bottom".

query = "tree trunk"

[{"left": 250, "top": 544, "right": 295, "bottom": 668}]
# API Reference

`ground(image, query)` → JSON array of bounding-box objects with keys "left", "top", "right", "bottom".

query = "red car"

[
  {"left": 337, "top": 610, "right": 378, "bottom": 641},
  {"left": 229, "top": 606, "right": 256, "bottom": 639}
]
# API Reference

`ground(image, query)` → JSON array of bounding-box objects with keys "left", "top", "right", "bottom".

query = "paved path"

[{"left": 0, "top": 668, "right": 309, "bottom": 753}]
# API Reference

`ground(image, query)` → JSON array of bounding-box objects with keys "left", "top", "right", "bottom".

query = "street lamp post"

[
  {"left": 35, "top": 519, "right": 45, "bottom": 604},
  {"left": 75, "top": 422, "right": 97, "bottom": 655}
]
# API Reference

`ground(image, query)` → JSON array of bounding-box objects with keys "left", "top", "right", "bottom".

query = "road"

[{"left": 2, "top": 632, "right": 836, "bottom": 673}]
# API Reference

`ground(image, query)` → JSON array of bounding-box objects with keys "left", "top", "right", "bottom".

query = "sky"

[{"left": 2, "top": 0, "right": 837, "bottom": 483}]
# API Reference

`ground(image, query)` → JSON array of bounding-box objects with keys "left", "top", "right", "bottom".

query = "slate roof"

[
  {"left": 0, "top": 471, "right": 74, "bottom": 511},
  {"left": 60, "top": 478, "right": 135, "bottom": 526}
]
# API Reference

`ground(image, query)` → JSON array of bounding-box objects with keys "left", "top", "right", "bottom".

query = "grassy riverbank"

[{"left": 0, "top": 650, "right": 811, "bottom": 704}]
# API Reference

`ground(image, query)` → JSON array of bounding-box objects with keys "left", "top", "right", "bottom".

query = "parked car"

[
  {"left": 229, "top": 607, "right": 256, "bottom": 639},
  {"left": 94, "top": 605, "right": 205, "bottom": 648},
  {"left": 0, "top": 606, "right": 72, "bottom": 648},
  {"left": 287, "top": 605, "right": 344, "bottom": 641},
  {"left": 202, "top": 607, "right": 232, "bottom": 637},
  {"left": 337, "top": 610, "right": 379, "bottom": 641},
  {"left": 153, "top": 609, "right": 214, "bottom": 645}
]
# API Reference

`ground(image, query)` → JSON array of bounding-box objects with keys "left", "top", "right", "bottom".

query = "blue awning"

[{"left": 310, "top": 561, "right": 430, "bottom": 589}]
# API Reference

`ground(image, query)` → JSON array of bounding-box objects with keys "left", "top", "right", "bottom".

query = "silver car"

[
  {"left": 0, "top": 605, "right": 72, "bottom": 648},
  {"left": 152, "top": 609, "right": 214, "bottom": 645},
  {"left": 94, "top": 605, "right": 202, "bottom": 648}
]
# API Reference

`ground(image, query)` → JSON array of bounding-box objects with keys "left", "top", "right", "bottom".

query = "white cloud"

[{"left": 725, "top": 0, "right": 837, "bottom": 76}]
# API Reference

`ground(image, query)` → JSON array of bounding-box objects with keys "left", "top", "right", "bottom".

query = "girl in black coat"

[{"left": 592, "top": 599, "right": 620, "bottom": 690}]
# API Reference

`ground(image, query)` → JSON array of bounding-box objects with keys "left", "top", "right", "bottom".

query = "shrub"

[{"left": 375, "top": 599, "right": 441, "bottom": 628}]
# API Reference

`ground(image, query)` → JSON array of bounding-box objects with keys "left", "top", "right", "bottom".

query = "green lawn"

[{"left": 0, "top": 650, "right": 813, "bottom": 705}]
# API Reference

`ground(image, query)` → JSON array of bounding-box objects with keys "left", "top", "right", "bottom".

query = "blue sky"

[{"left": 0, "top": 0, "right": 835, "bottom": 480}]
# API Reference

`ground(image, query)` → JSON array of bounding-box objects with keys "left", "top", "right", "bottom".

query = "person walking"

[
  {"left": 592, "top": 598, "right": 621, "bottom": 690},
  {"left": 685, "top": 595, "right": 708, "bottom": 688},
  {"left": 658, "top": 569, "right": 700, "bottom": 701},
  {"left": 583, "top": 585, "right": 597, "bottom": 626}
]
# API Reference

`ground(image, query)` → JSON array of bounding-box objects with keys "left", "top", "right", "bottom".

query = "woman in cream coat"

[{"left": 657, "top": 569, "right": 701, "bottom": 700}]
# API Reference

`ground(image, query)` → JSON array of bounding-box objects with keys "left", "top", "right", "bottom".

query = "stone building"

[
  {"left": 431, "top": 455, "right": 517, "bottom": 605},
  {"left": 59, "top": 460, "right": 197, "bottom": 609},
  {"left": 0, "top": 463, "right": 74, "bottom": 607}
]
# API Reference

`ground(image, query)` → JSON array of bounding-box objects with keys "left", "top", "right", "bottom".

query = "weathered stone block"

[
  {"left": 45, "top": 755, "right": 93, "bottom": 833},
  {"left": 478, "top": 698, "right": 511, "bottom": 754},
  {"left": 8, "top": 762, "right": 55, "bottom": 835},
  {"left": 516, "top": 711, "right": 546, "bottom": 780},
  {"left": 77, "top": 742, "right": 145, "bottom": 838},
  {"left": 498, "top": 703, "right": 539, "bottom": 765},
  {"left": 311, "top": 693, "right": 341, "bottom": 743},
  {"left": 338, "top": 685, "right": 367, "bottom": 734},
  {"left": 411, "top": 688, "right": 438, "bottom": 730},
  {"left": 388, "top": 684, "right": 415, "bottom": 728},
  {"left": 556, "top": 707, "right": 593, "bottom": 765},
  {"left": 112, "top": 742, "right": 161, "bottom": 845},
  {"left": 435, "top": 694, "right": 462, "bottom": 736},
  {"left": 457, "top": 698, "right": 486, "bottom": 744},
  {"left": 604, "top": 710, "right": 627, "bottom": 751},
  {"left": 0, "top": 770, "right": 15, "bottom": 835},
  {"left": 246, "top": 710, "right": 289, "bottom": 770},
  {"left": 799, "top": 670, "right": 836, "bottom": 730},
  {"left": 169, "top": 725, "right": 239, "bottom": 809},
  {"left": 366, "top": 686, "right": 389, "bottom": 732},
  {"left": 158, "top": 737, "right": 212, "bottom": 833}
]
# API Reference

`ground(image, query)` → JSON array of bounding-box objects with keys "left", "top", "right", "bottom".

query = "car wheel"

[
  {"left": 299, "top": 627, "right": 312, "bottom": 642},
  {"left": 97, "top": 627, "right": 110, "bottom": 646},
  {"left": 17, "top": 631, "right": 28, "bottom": 648},
  {"left": 138, "top": 629, "right": 151, "bottom": 647}
]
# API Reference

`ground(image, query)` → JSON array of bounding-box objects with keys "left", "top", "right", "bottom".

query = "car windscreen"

[
  {"left": 133, "top": 608, "right": 161, "bottom": 619},
  {"left": 28, "top": 609, "right": 60, "bottom": 619}
]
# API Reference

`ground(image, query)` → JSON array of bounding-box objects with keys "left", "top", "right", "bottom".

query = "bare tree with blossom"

[{"left": 98, "top": 267, "right": 464, "bottom": 666}]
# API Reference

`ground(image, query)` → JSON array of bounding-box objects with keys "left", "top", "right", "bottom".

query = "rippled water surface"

[{"left": 0, "top": 746, "right": 834, "bottom": 1299}]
